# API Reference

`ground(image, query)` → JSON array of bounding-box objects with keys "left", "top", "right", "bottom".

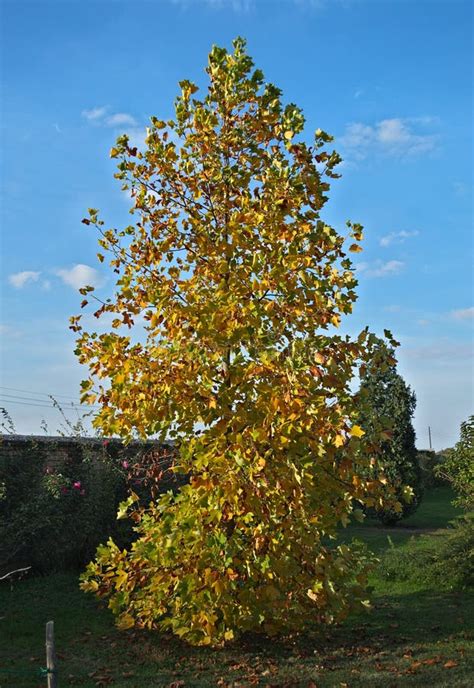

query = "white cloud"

[
  {"left": 356, "top": 260, "right": 405, "bottom": 278},
  {"left": 82, "top": 107, "right": 138, "bottom": 129},
  {"left": 340, "top": 117, "right": 438, "bottom": 158},
  {"left": 0, "top": 323, "right": 21, "bottom": 338},
  {"left": 451, "top": 306, "right": 474, "bottom": 321},
  {"left": 106, "top": 113, "right": 137, "bottom": 127},
  {"left": 171, "top": 0, "right": 254, "bottom": 10},
  {"left": 403, "top": 341, "right": 473, "bottom": 362},
  {"left": 380, "top": 230, "right": 419, "bottom": 247},
  {"left": 55, "top": 264, "right": 104, "bottom": 290},
  {"left": 82, "top": 106, "right": 107, "bottom": 121},
  {"left": 8, "top": 271, "right": 41, "bottom": 288},
  {"left": 171, "top": 0, "right": 339, "bottom": 13}
]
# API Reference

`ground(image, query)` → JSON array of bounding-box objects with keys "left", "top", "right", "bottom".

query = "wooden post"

[{"left": 45, "top": 621, "right": 57, "bottom": 688}]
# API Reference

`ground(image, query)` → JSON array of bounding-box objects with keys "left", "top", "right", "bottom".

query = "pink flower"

[
  {"left": 73, "top": 481, "right": 82, "bottom": 490},
  {"left": 122, "top": 460, "right": 129, "bottom": 469}
]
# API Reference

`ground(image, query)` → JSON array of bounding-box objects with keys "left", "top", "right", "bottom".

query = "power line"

[
  {"left": 0, "top": 392, "right": 100, "bottom": 409},
  {"left": 0, "top": 398, "right": 72, "bottom": 409},
  {"left": 0, "top": 398, "right": 98, "bottom": 411},
  {"left": 0, "top": 386, "right": 91, "bottom": 402},
  {"left": 0, "top": 392, "right": 99, "bottom": 407}
]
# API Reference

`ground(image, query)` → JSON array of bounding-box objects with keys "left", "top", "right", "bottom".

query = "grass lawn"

[{"left": 1, "top": 488, "right": 472, "bottom": 688}]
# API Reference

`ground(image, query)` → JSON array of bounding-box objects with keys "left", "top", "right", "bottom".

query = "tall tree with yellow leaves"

[{"left": 76, "top": 38, "right": 401, "bottom": 645}]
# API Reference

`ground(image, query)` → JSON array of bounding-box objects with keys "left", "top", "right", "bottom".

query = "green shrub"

[
  {"left": 436, "top": 416, "right": 474, "bottom": 510},
  {"left": 418, "top": 450, "right": 449, "bottom": 489},
  {"left": 0, "top": 439, "right": 130, "bottom": 572},
  {"left": 378, "top": 517, "right": 474, "bottom": 590}
]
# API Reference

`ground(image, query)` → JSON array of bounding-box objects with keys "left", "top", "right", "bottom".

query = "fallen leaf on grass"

[
  {"left": 94, "top": 677, "right": 114, "bottom": 686},
  {"left": 423, "top": 657, "right": 442, "bottom": 666},
  {"left": 409, "top": 661, "right": 423, "bottom": 672},
  {"left": 444, "top": 660, "right": 458, "bottom": 669}
]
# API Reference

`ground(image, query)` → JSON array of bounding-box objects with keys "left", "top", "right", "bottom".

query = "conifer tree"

[{"left": 359, "top": 358, "right": 422, "bottom": 525}]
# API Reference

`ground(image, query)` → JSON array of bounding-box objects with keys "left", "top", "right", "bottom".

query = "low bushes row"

[
  {"left": 0, "top": 437, "right": 177, "bottom": 573},
  {"left": 417, "top": 450, "right": 450, "bottom": 489}
]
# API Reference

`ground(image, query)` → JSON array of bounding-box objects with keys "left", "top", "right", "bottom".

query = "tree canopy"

[
  {"left": 438, "top": 415, "right": 474, "bottom": 510},
  {"left": 76, "top": 38, "right": 402, "bottom": 645},
  {"left": 359, "top": 357, "right": 422, "bottom": 525}
]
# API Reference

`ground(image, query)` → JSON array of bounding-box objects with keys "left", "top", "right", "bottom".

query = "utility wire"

[
  {"left": 0, "top": 385, "right": 89, "bottom": 402},
  {"left": 0, "top": 392, "right": 100, "bottom": 409},
  {"left": 0, "top": 398, "right": 70, "bottom": 409},
  {"left": 0, "top": 399, "right": 98, "bottom": 410}
]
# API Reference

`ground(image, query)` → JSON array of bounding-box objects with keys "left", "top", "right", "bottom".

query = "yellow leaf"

[
  {"left": 224, "top": 629, "right": 234, "bottom": 641},
  {"left": 284, "top": 130, "right": 293, "bottom": 140},
  {"left": 213, "top": 579, "right": 225, "bottom": 595},
  {"left": 350, "top": 425, "right": 365, "bottom": 438},
  {"left": 115, "top": 570, "right": 128, "bottom": 589},
  {"left": 117, "top": 613, "right": 135, "bottom": 630},
  {"left": 348, "top": 243, "right": 363, "bottom": 253}
]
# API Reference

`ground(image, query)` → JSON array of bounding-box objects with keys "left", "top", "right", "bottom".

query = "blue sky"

[{"left": 1, "top": 0, "right": 472, "bottom": 447}]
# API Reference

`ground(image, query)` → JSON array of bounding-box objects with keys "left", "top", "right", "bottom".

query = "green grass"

[
  {"left": 337, "top": 486, "right": 468, "bottom": 554},
  {"left": 1, "top": 488, "right": 473, "bottom": 687},
  {"left": 402, "top": 487, "right": 465, "bottom": 529}
]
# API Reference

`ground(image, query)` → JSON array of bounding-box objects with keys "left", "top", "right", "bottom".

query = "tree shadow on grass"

[{"left": 1, "top": 575, "right": 473, "bottom": 687}]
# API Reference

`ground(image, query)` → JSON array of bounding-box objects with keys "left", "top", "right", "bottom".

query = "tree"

[
  {"left": 75, "top": 38, "right": 401, "bottom": 645},
  {"left": 358, "top": 356, "right": 422, "bottom": 525},
  {"left": 437, "top": 415, "right": 474, "bottom": 509}
]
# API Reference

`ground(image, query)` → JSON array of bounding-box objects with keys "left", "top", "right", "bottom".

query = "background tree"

[
  {"left": 359, "top": 356, "right": 422, "bottom": 525},
  {"left": 437, "top": 415, "right": 474, "bottom": 509},
  {"left": 75, "top": 38, "right": 401, "bottom": 645}
]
